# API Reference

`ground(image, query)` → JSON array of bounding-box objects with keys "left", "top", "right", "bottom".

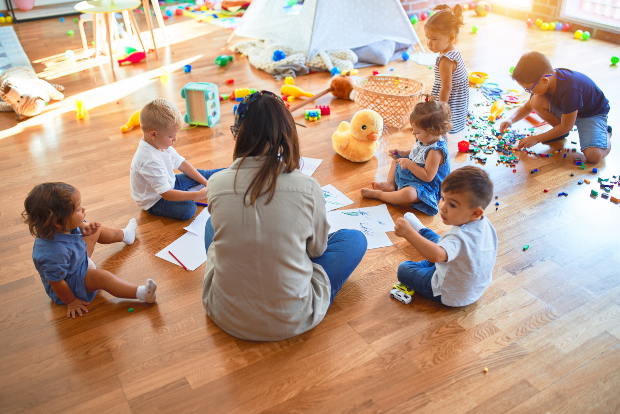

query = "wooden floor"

[{"left": 2, "top": 11, "right": 620, "bottom": 414}]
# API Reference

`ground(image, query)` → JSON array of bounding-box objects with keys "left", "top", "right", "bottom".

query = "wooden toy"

[{"left": 181, "top": 82, "right": 220, "bottom": 127}]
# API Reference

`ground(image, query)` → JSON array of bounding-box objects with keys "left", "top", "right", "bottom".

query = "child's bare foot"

[
  {"left": 361, "top": 188, "right": 382, "bottom": 199},
  {"left": 371, "top": 181, "right": 396, "bottom": 191}
]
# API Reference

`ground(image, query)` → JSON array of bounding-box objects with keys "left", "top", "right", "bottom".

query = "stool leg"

[
  {"left": 94, "top": 14, "right": 99, "bottom": 57},
  {"left": 79, "top": 18, "right": 88, "bottom": 54},
  {"left": 104, "top": 13, "right": 115, "bottom": 71},
  {"left": 128, "top": 11, "right": 147, "bottom": 54},
  {"left": 122, "top": 10, "right": 133, "bottom": 36},
  {"left": 151, "top": 0, "right": 168, "bottom": 46},
  {"left": 142, "top": 0, "right": 158, "bottom": 58}
]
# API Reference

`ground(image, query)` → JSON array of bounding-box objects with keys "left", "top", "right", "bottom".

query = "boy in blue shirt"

[{"left": 500, "top": 51, "right": 611, "bottom": 163}]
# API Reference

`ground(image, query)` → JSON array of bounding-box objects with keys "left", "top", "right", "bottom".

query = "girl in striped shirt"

[{"left": 425, "top": 4, "right": 469, "bottom": 133}]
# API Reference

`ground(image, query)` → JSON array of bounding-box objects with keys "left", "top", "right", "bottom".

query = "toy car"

[
  {"left": 393, "top": 282, "right": 415, "bottom": 296},
  {"left": 390, "top": 288, "right": 412, "bottom": 305}
]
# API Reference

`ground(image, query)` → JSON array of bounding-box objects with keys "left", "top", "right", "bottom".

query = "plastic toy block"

[
  {"left": 578, "top": 180, "right": 583, "bottom": 185},
  {"left": 284, "top": 76, "right": 294, "bottom": 85},
  {"left": 304, "top": 108, "right": 321, "bottom": 121},
  {"left": 225, "top": 79, "right": 234, "bottom": 84},
  {"left": 598, "top": 177, "right": 609, "bottom": 182},
  {"left": 592, "top": 168, "right": 598, "bottom": 173},
  {"left": 495, "top": 202, "right": 499, "bottom": 206},
  {"left": 591, "top": 190, "right": 598, "bottom": 197},
  {"left": 181, "top": 82, "right": 220, "bottom": 127},
  {"left": 233, "top": 104, "right": 238, "bottom": 114},
  {"left": 575, "top": 161, "right": 582, "bottom": 165},
  {"left": 584, "top": 179, "right": 590, "bottom": 184},
  {"left": 523, "top": 245, "right": 529, "bottom": 251},
  {"left": 602, "top": 193, "right": 610, "bottom": 199},
  {"left": 610, "top": 196, "right": 619, "bottom": 204},
  {"left": 558, "top": 192, "right": 568, "bottom": 197},
  {"left": 543, "top": 189, "right": 548, "bottom": 192},
  {"left": 183, "top": 64, "right": 192, "bottom": 73},
  {"left": 570, "top": 173, "right": 575, "bottom": 176},
  {"left": 581, "top": 164, "right": 585, "bottom": 170},
  {"left": 221, "top": 94, "right": 229, "bottom": 100},
  {"left": 315, "top": 104, "right": 330, "bottom": 115},
  {"left": 372, "top": 70, "right": 380, "bottom": 75},
  {"left": 128, "top": 308, "right": 134, "bottom": 312},
  {"left": 234, "top": 88, "right": 251, "bottom": 99}
]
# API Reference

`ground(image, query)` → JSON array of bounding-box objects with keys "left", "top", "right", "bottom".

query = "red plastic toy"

[
  {"left": 225, "top": 79, "right": 234, "bottom": 84},
  {"left": 372, "top": 70, "right": 380, "bottom": 75},
  {"left": 175, "top": 8, "right": 183, "bottom": 15},
  {"left": 316, "top": 104, "right": 330, "bottom": 115},
  {"left": 458, "top": 140, "right": 470, "bottom": 152},
  {"left": 118, "top": 51, "right": 146, "bottom": 65}
]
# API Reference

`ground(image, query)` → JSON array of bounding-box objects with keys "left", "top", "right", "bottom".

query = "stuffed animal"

[
  {"left": 0, "top": 67, "right": 65, "bottom": 120},
  {"left": 332, "top": 109, "right": 383, "bottom": 162}
]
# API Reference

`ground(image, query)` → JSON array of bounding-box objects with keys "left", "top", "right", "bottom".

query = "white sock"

[
  {"left": 136, "top": 279, "right": 157, "bottom": 303},
  {"left": 87, "top": 257, "right": 97, "bottom": 270},
  {"left": 404, "top": 212, "right": 426, "bottom": 232},
  {"left": 122, "top": 218, "right": 137, "bottom": 245}
]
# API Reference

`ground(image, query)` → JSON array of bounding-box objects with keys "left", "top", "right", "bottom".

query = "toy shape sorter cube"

[{"left": 181, "top": 82, "right": 220, "bottom": 127}]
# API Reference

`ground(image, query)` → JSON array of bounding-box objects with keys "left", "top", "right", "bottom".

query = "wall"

[{"left": 400, "top": 0, "right": 461, "bottom": 18}]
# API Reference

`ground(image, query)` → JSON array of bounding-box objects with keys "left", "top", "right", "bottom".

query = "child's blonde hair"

[
  {"left": 410, "top": 100, "right": 452, "bottom": 136},
  {"left": 140, "top": 98, "right": 183, "bottom": 133},
  {"left": 425, "top": 4, "right": 465, "bottom": 36}
]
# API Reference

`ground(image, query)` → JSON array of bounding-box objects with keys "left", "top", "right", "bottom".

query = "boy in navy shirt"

[{"left": 500, "top": 51, "right": 611, "bottom": 163}]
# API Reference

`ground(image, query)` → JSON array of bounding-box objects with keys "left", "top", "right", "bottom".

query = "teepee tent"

[{"left": 230, "top": 0, "right": 425, "bottom": 60}]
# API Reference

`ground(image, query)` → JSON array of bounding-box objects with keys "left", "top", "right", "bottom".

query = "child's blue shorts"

[{"left": 549, "top": 105, "right": 608, "bottom": 152}]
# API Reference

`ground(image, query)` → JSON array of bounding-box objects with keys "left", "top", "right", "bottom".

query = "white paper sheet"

[
  {"left": 155, "top": 232, "right": 207, "bottom": 271},
  {"left": 300, "top": 157, "right": 323, "bottom": 177},
  {"left": 183, "top": 208, "right": 211, "bottom": 237},
  {"left": 411, "top": 52, "right": 439, "bottom": 66},
  {"left": 326, "top": 204, "right": 395, "bottom": 250},
  {"left": 321, "top": 184, "right": 354, "bottom": 212}
]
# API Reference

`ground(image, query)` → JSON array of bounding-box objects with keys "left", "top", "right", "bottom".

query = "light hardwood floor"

[{"left": 1, "top": 10, "right": 620, "bottom": 414}]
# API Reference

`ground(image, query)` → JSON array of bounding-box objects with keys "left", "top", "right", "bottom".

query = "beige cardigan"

[{"left": 202, "top": 157, "right": 331, "bottom": 341}]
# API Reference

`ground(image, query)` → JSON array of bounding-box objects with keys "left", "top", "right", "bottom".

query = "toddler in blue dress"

[
  {"left": 361, "top": 100, "right": 452, "bottom": 216},
  {"left": 24, "top": 182, "right": 157, "bottom": 318}
]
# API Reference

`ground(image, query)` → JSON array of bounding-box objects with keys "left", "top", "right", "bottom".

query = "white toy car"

[{"left": 390, "top": 288, "right": 412, "bottom": 305}]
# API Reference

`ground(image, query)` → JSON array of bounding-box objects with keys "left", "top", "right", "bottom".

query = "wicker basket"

[{"left": 353, "top": 76, "right": 428, "bottom": 128}]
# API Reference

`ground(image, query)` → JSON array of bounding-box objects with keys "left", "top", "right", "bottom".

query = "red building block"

[{"left": 316, "top": 105, "right": 330, "bottom": 115}]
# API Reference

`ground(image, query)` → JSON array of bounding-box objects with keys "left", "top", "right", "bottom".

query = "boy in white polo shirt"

[
  {"left": 394, "top": 166, "right": 498, "bottom": 307},
  {"left": 130, "top": 99, "right": 224, "bottom": 221}
]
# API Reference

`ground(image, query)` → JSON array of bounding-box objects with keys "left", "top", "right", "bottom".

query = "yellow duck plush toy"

[{"left": 332, "top": 109, "right": 383, "bottom": 162}]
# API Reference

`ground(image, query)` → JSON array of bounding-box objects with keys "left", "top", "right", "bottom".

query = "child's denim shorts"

[{"left": 549, "top": 105, "right": 609, "bottom": 152}]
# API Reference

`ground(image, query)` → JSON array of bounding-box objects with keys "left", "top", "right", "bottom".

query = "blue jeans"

[
  {"left": 549, "top": 105, "right": 609, "bottom": 151},
  {"left": 397, "top": 228, "right": 443, "bottom": 304},
  {"left": 203, "top": 218, "right": 367, "bottom": 305},
  {"left": 148, "top": 168, "right": 224, "bottom": 221}
]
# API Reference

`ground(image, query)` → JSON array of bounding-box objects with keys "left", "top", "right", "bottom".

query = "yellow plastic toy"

[
  {"left": 234, "top": 88, "right": 252, "bottom": 99},
  {"left": 75, "top": 99, "right": 86, "bottom": 120},
  {"left": 121, "top": 109, "right": 141, "bottom": 132},
  {"left": 281, "top": 84, "right": 314, "bottom": 98},
  {"left": 332, "top": 109, "right": 383, "bottom": 162},
  {"left": 284, "top": 76, "right": 294, "bottom": 85},
  {"left": 488, "top": 100, "right": 505, "bottom": 122}
]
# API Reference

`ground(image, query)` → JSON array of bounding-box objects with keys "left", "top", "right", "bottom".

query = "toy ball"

[
  {"left": 0, "top": 17, "right": 5, "bottom": 24},
  {"left": 472, "top": 25, "right": 479, "bottom": 33},
  {"left": 475, "top": 1, "right": 491, "bottom": 16},
  {"left": 6, "top": 16, "right": 12, "bottom": 23},
  {"left": 420, "top": 12, "right": 428, "bottom": 20},
  {"left": 574, "top": 30, "right": 583, "bottom": 39},
  {"left": 175, "top": 8, "right": 183, "bottom": 15},
  {"left": 612, "top": 56, "right": 619, "bottom": 65},
  {"left": 555, "top": 22, "right": 563, "bottom": 31},
  {"left": 330, "top": 67, "right": 340, "bottom": 76},
  {"left": 535, "top": 18, "right": 542, "bottom": 26},
  {"left": 273, "top": 50, "right": 286, "bottom": 61},
  {"left": 60, "top": 17, "right": 64, "bottom": 22},
  {"left": 469, "top": 2, "right": 476, "bottom": 9},
  {"left": 510, "top": 66, "right": 515, "bottom": 75},
  {"left": 0, "top": 12, "right": 3, "bottom": 16},
  {"left": 74, "top": 17, "right": 78, "bottom": 23},
  {"left": 526, "top": 19, "right": 533, "bottom": 27},
  {"left": 402, "top": 51, "right": 410, "bottom": 61},
  {"left": 541, "top": 22, "right": 548, "bottom": 31},
  {"left": 581, "top": 31, "right": 590, "bottom": 40},
  {"left": 165, "top": 10, "right": 172, "bottom": 17},
  {"left": 67, "top": 30, "right": 74, "bottom": 36},
  {"left": 549, "top": 22, "right": 555, "bottom": 30},
  {"left": 65, "top": 50, "right": 75, "bottom": 60},
  {"left": 462, "top": 3, "right": 469, "bottom": 10},
  {"left": 410, "top": 14, "right": 418, "bottom": 24},
  {"left": 562, "top": 23, "right": 570, "bottom": 31}
]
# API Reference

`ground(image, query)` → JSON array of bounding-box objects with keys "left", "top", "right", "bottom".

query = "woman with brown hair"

[{"left": 202, "top": 91, "right": 366, "bottom": 341}]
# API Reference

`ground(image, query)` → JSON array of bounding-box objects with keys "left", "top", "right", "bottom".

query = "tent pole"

[{"left": 226, "top": 30, "right": 236, "bottom": 44}]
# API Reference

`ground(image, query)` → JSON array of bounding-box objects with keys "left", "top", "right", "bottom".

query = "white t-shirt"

[
  {"left": 432, "top": 216, "right": 498, "bottom": 307},
  {"left": 130, "top": 140, "right": 186, "bottom": 210}
]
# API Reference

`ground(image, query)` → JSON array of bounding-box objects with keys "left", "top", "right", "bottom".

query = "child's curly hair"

[
  {"left": 425, "top": 4, "right": 465, "bottom": 36},
  {"left": 409, "top": 100, "right": 453, "bottom": 136},
  {"left": 22, "top": 182, "right": 76, "bottom": 240}
]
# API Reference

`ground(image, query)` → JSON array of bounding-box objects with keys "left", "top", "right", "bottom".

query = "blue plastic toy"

[
  {"left": 402, "top": 51, "right": 410, "bottom": 61},
  {"left": 555, "top": 22, "right": 563, "bottom": 31},
  {"left": 181, "top": 82, "right": 220, "bottom": 127},
  {"left": 183, "top": 64, "right": 192, "bottom": 73},
  {"left": 273, "top": 50, "right": 286, "bottom": 61},
  {"left": 330, "top": 67, "right": 340, "bottom": 76},
  {"left": 166, "top": 10, "right": 172, "bottom": 17}
]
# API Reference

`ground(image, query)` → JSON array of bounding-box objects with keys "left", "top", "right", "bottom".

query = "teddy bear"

[
  {"left": 0, "top": 66, "right": 65, "bottom": 120},
  {"left": 332, "top": 109, "right": 384, "bottom": 162}
]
